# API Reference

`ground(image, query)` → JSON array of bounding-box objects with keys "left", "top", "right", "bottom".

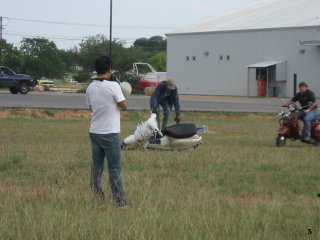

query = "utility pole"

[
  {"left": 0, "top": 16, "right": 3, "bottom": 65},
  {"left": 109, "top": 0, "right": 112, "bottom": 58}
]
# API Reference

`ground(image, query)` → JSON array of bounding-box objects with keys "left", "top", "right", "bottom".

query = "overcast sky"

[{"left": 0, "top": 0, "right": 257, "bottom": 49}]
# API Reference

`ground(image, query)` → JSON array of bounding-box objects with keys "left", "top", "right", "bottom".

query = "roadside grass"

[
  {"left": 52, "top": 80, "right": 85, "bottom": 90},
  {"left": 0, "top": 110, "right": 319, "bottom": 239}
]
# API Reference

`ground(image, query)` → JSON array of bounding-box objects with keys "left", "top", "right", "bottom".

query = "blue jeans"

[
  {"left": 89, "top": 133, "right": 126, "bottom": 204},
  {"left": 159, "top": 100, "right": 172, "bottom": 129},
  {"left": 297, "top": 109, "right": 318, "bottom": 137}
]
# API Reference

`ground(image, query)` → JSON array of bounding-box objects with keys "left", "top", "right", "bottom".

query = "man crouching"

[{"left": 86, "top": 56, "right": 129, "bottom": 207}]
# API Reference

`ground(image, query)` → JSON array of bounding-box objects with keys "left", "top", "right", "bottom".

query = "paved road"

[{"left": 0, "top": 91, "right": 287, "bottom": 113}]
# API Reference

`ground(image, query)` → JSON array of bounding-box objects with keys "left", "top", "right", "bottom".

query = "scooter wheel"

[{"left": 276, "top": 134, "right": 286, "bottom": 147}]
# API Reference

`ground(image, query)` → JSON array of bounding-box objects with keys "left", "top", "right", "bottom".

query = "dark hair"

[
  {"left": 95, "top": 56, "right": 112, "bottom": 74},
  {"left": 299, "top": 82, "right": 308, "bottom": 88}
]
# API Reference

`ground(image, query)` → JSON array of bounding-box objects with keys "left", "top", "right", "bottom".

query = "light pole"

[
  {"left": 0, "top": 16, "right": 3, "bottom": 65},
  {"left": 109, "top": 0, "right": 112, "bottom": 58}
]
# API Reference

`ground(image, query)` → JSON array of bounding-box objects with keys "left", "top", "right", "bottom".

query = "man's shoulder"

[
  {"left": 87, "top": 81, "right": 119, "bottom": 93},
  {"left": 160, "top": 81, "right": 167, "bottom": 87},
  {"left": 157, "top": 81, "right": 167, "bottom": 90},
  {"left": 94, "top": 81, "right": 119, "bottom": 91},
  {"left": 307, "top": 89, "right": 315, "bottom": 95},
  {"left": 104, "top": 80, "right": 119, "bottom": 87},
  {"left": 294, "top": 92, "right": 302, "bottom": 97}
]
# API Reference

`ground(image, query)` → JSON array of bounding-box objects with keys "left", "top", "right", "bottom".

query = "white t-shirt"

[{"left": 86, "top": 80, "right": 125, "bottom": 134}]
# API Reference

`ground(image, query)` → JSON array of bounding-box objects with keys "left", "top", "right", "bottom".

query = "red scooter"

[{"left": 276, "top": 104, "right": 320, "bottom": 147}]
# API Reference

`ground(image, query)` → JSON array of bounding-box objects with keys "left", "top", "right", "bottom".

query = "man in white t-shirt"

[{"left": 86, "top": 56, "right": 128, "bottom": 206}]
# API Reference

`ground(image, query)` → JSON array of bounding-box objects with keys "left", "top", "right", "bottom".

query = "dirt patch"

[
  {"left": 248, "top": 113, "right": 277, "bottom": 120},
  {"left": 0, "top": 108, "right": 277, "bottom": 121},
  {"left": 0, "top": 108, "right": 91, "bottom": 120},
  {"left": 50, "top": 88, "right": 78, "bottom": 93}
]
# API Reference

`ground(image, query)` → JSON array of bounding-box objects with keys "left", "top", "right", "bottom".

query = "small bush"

[
  {"left": 43, "top": 109, "right": 54, "bottom": 117},
  {"left": 44, "top": 86, "right": 50, "bottom": 91},
  {"left": 77, "top": 85, "right": 88, "bottom": 93},
  {"left": 10, "top": 108, "right": 21, "bottom": 115},
  {"left": 74, "top": 71, "right": 91, "bottom": 83}
]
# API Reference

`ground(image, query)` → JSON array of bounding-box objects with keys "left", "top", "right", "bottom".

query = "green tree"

[
  {"left": 59, "top": 49, "right": 78, "bottom": 72},
  {"left": 134, "top": 36, "right": 166, "bottom": 55},
  {"left": 20, "top": 38, "right": 66, "bottom": 78},
  {"left": 149, "top": 52, "right": 166, "bottom": 72},
  {"left": 76, "top": 35, "right": 148, "bottom": 73},
  {"left": 75, "top": 35, "right": 109, "bottom": 71},
  {"left": 0, "top": 39, "right": 24, "bottom": 73}
]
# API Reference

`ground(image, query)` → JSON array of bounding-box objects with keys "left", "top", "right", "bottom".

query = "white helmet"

[{"left": 120, "top": 82, "right": 132, "bottom": 98}]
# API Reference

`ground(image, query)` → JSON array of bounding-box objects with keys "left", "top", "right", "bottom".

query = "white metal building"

[{"left": 166, "top": 0, "right": 320, "bottom": 97}]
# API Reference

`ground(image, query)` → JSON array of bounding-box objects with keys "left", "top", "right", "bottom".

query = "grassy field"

[{"left": 0, "top": 109, "right": 319, "bottom": 240}]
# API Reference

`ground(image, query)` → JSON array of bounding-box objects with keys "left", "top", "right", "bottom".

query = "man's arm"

[
  {"left": 282, "top": 99, "right": 294, "bottom": 107},
  {"left": 282, "top": 93, "right": 299, "bottom": 107},
  {"left": 305, "top": 92, "right": 317, "bottom": 113},
  {"left": 173, "top": 88, "right": 180, "bottom": 115},
  {"left": 112, "top": 82, "right": 127, "bottom": 111},
  {"left": 150, "top": 84, "right": 163, "bottom": 109},
  {"left": 118, "top": 100, "right": 128, "bottom": 111},
  {"left": 306, "top": 102, "right": 317, "bottom": 112}
]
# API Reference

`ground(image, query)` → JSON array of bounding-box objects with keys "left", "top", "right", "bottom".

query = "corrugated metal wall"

[{"left": 167, "top": 27, "right": 320, "bottom": 97}]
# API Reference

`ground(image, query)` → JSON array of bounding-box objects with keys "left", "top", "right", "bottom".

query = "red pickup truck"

[{"left": 131, "top": 63, "right": 161, "bottom": 90}]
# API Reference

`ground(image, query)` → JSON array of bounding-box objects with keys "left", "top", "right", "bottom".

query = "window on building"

[
  {"left": 186, "top": 56, "right": 189, "bottom": 61},
  {"left": 193, "top": 56, "right": 196, "bottom": 61}
]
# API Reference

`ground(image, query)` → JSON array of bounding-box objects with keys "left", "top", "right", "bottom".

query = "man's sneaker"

[
  {"left": 117, "top": 200, "right": 131, "bottom": 208},
  {"left": 304, "top": 136, "right": 312, "bottom": 142},
  {"left": 118, "top": 203, "right": 131, "bottom": 209}
]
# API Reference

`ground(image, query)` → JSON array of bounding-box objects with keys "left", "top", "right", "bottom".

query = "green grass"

[{"left": 0, "top": 111, "right": 320, "bottom": 240}]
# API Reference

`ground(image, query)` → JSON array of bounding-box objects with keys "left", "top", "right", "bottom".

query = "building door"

[
  {"left": 248, "top": 61, "right": 287, "bottom": 97},
  {"left": 248, "top": 68, "right": 268, "bottom": 97}
]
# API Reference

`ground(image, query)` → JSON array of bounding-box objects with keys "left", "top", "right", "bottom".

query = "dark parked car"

[{"left": 0, "top": 66, "right": 37, "bottom": 94}]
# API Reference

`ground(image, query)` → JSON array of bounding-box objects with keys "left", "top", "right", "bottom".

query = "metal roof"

[
  {"left": 247, "top": 61, "right": 286, "bottom": 68},
  {"left": 168, "top": 0, "right": 320, "bottom": 35},
  {"left": 300, "top": 40, "right": 320, "bottom": 45}
]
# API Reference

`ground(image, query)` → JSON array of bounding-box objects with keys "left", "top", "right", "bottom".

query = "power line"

[
  {"left": 3, "top": 32, "right": 83, "bottom": 41},
  {"left": 4, "top": 30, "right": 86, "bottom": 40},
  {"left": 4, "top": 16, "right": 175, "bottom": 30},
  {"left": 3, "top": 31, "right": 167, "bottom": 43}
]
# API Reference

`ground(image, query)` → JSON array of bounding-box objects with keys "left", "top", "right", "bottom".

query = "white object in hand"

[{"left": 120, "top": 82, "right": 132, "bottom": 98}]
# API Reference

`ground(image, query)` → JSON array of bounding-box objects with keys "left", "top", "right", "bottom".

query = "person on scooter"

[
  {"left": 282, "top": 82, "right": 318, "bottom": 141},
  {"left": 150, "top": 79, "right": 181, "bottom": 129}
]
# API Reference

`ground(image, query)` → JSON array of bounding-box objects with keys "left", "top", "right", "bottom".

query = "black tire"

[
  {"left": 9, "top": 87, "right": 19, "bottom": 94},
  {"left": 19, "top": 82, "right": 29, "bottom": 94},
  {"left": 276, "top": 134, "right": 287, "bottom": 147}
]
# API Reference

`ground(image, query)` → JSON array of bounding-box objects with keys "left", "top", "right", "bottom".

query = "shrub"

[
  {"left": 77, "top": 85, "right": 88, "bottom": 93},
  {"left": 43, "top": 109, "right": 54, "bottom": 117},
  {"left": 74, "top": 71, "right": 91, "bottom": 83}
]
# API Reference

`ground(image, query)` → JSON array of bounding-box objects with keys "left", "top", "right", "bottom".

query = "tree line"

[{"left": 0, "top": 35, "right": 167, "bottom": 81}]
